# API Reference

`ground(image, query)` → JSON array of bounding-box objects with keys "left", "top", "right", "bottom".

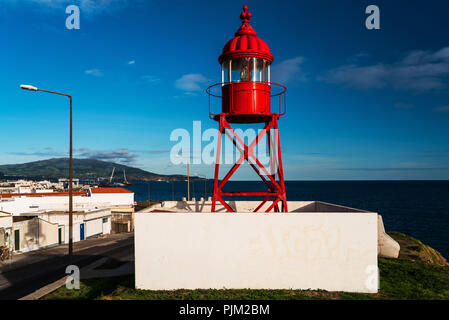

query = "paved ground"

[{"left": 0, "top": 232, "right": 134, "bottom": 300}]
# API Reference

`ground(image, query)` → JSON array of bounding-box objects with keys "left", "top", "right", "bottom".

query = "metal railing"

[{"left": 206, "top": 81, "right": 287, "bottom": 119}]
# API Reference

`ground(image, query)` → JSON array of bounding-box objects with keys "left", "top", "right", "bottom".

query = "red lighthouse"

[{"left": 207, "top": 5, "right": 288, "bottom": 212}]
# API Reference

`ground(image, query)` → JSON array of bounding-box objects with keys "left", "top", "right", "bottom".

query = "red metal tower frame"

[
  {"left": 210, "top": 112, "right": 288, "bottom": 213},
  {"left": 207, "top": 5, "right": 288, "bottom": 212}
]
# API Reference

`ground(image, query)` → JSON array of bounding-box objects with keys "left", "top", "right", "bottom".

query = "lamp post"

[
  {"left": 187, "top": 161, "right": 189, "bottom": 201},
  {"left": 20, "top": 84, "right": 74, "bottom": 264}
]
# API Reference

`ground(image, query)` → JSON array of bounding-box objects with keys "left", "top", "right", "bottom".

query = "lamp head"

[{"left": 20, "top": 84, "right": 38, "bottom": 91}]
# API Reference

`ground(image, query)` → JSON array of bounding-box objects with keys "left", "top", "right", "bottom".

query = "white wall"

[
  {"left": 86, "top": 218, "right": 102, "bottom": 238},
  {"left": 65, "top": 223, "right": 82, "bottom": 243},
  {"left": 0, "top": 193, "right": 133, "bottom": 216},
  {"left": 43, "top": 210, "right": 111, "bottom": 243},
  {"left": 38, "top": 219, "right": 59, "bottom": 248},
  {"left": 0, "top": 216, "right": 12, "bottom": 229},
  {"left": 102, "top": 217, "right": 111, "bottom": 235},
  {"left": 135, "top": 212, "right": 379, "bottom": 293},
  {"left": 13, "top": 219, "right": 39, "bottom": 252},
  {"left": 90, "top": 193, "right": 134, "bottom": 206}
]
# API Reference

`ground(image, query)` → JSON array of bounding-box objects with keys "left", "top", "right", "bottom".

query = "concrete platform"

[{"left": 144, "top": 199, "right": 373, "bottom": 213}]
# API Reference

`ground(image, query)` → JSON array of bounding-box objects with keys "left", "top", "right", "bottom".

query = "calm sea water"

[{"left": 126, "top": 180, "right": 449, "bottom": 259}]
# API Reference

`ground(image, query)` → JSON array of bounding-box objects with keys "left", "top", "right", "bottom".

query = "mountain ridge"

[{"left": 0, "top": 158, "right": 187, "bottom": 181}]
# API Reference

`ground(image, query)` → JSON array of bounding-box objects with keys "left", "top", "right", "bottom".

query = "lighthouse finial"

[
  {"left": 240, "top": 5, "right": 252, "bottom": 22},
  {"left": 235, "top": 5, "right": 256, "bottom": 36}
]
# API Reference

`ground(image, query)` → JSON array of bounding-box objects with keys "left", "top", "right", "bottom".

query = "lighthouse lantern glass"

[
  {"left": 249, "top": 58, "right": 264, "bottom": 82},
  {"left": 222, "top": 58, "right": 268, "bottom": 83},
  {"left": 231, "top": 58, "right": 247, "bottom": 82}
]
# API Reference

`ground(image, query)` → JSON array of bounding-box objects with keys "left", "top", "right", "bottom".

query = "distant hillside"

[{"left": 0, "top": 158, "right": 187, "bottom": 181}]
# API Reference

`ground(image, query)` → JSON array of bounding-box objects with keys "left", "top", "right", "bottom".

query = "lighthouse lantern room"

[{"left": 207, "top": 5, "right": 288, "bottom": 212}]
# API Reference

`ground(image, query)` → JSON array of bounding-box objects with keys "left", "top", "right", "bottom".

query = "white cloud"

[
  {"left": 323, "top": 63, "right": 388, "bottom": 89},
  {"left": 84, "top": 69, "right": 103, "bottom": 77},
  {"left": 128, "top": 60, "right": 135, "bottom": 65},
  {"left": 347, "top": 52, "right": 370, "bottom": 63},
  {"left": 9, "top": 147, "right": 64, "bottom": 157},
  {"left": 175, "top": 73, "right": 210, "bottom": 92},
  {"left": 7, "top": 0, "right": 137, "bottom": 15},
  {"left": 77, "top": 148, "right": 137, "bottom": 164},
  {"left": 323, "top": 46, "right": 449, "bottom": 91},
  {"left": 434, "top": 106, "right": 449, "bottom": 113},
  {"left": 394, "top": 102, "right": 413, "bottom": 109},
  {"left": 141, "top": 75, "right": 160, "bottom": 84},
  {"left": 271, "top": 57, "right": 306, "bottom": 84},
  {"left": 78, "top": 0, "right": 130, "bottom": 13}
]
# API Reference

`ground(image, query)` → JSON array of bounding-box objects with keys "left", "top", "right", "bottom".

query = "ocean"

[{"left": 125, "top": 180, "right": 449, "bottom": 260}]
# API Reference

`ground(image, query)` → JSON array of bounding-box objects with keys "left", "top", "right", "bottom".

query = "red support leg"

[
  {"left": 253, "top": 195, "right": 271, "bottom": 212},
  {"left": 267, "top": 125, "right": 280, "bottom": 213},
  {"left": 273, "top": 115, "right": 288, "bottom": 212},
  {"left": 211, "top": 115, "right": 224, "bottom": 212}
]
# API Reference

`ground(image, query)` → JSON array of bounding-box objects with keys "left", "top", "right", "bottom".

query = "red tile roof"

[
  {"left": 0, "top": 192, "right": 87, "bottom": 198},
  {"left": 90, "top": 187, "right": 133, "bottom": 194},
  {"left": 0, "top": 188, "right": 133, "bottom": 198}
]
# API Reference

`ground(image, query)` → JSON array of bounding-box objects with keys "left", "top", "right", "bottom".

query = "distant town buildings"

[{"left": 0, "top": 178, "right": 81, "bottom": 194}]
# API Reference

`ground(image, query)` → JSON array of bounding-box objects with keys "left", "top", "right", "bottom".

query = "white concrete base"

[
  {"left": 378, "top": 215, "right": 400, "bottom": 258},
  {"left": 142, "top": 200, "right": 400, "bottom": 259},
  {"left": 135, "top": 211, "right": 379, "bottom": 293}
]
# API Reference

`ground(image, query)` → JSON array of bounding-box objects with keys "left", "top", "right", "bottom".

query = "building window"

[{"left": 102, "top": 218, "right": 108, "bottom": 223}]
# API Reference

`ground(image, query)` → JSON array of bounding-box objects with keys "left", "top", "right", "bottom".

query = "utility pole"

[
  {"left": 175, "top": 154, "right": 190, "bottom": 201},
  {"left": 187, "top": 161, "right": 190, "bottom": 201},
  {"left": 195, "top": 173, "right": 207, "bottom": 199}
]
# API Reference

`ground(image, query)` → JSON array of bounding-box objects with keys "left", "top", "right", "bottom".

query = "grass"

[
  {"left": 43, "top": 257, "right": 449, "bottom": 300},
  {"left": 376, "top": 258, "right": 449, "bottom": 299},
  {"left": 388, "top": 231, "right": 448, "bottom": 266}
]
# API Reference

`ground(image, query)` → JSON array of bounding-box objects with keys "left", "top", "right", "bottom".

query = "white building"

[
  {"left": 57, "top": 178, "right": 80, "bottom": 189},
  {"left": 0, "top": 211, "right": 13, "bottom": 251},
  {"left": 14, "top": 208, "right": 112, "bottom": 252},
  {"left": 0, "top": 179, "right": 56, "bottom": 194},
  {"left": 0, "top": 187, "right": 134, "bottom": 253},
  {"left": 0, "top": 187, "right": 134, "bottom": 215}
]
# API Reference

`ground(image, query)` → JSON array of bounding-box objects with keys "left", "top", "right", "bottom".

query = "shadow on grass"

[
  {"left": 94, "top": 258, "right": 128, "bottom": 270},
  {"left": 43, "top": 258, "right": 449, "bottom": 300}
]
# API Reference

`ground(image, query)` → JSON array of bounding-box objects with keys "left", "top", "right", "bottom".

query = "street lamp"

[{"left": 20, "top": 84, "right": 74, "bottom": 264}]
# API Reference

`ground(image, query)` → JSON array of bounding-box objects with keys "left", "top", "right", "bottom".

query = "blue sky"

[{"left": 1, "top": 0, "right": 449, "bottom": 180}]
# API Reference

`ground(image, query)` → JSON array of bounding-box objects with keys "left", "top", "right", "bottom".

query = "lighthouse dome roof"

[{"left": 218, "top": 5, "right": 274, "bottom": 64}]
